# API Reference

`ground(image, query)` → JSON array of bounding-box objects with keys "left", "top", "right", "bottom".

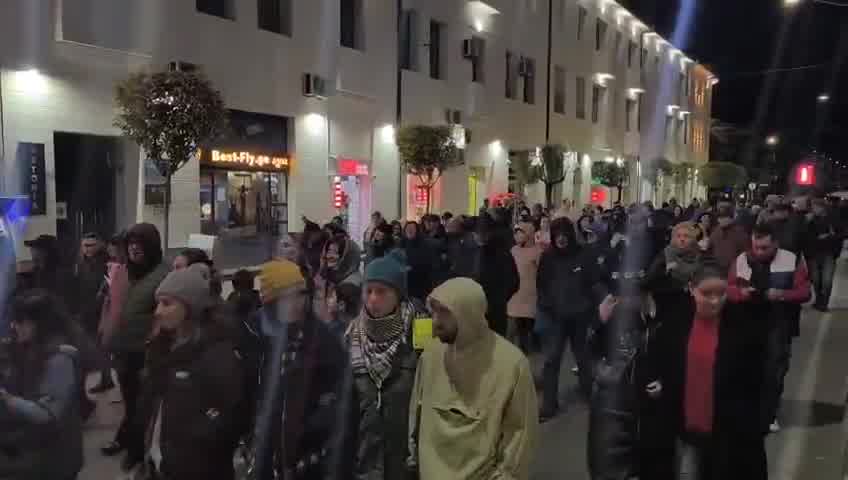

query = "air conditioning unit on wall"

[{"left": 302, "top": 73, "right": 328, "bottom": 99}]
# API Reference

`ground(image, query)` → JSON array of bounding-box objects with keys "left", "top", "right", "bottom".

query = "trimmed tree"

[
  {"left": 540, "top": 144, "right": 566, "bottom": 208},
  {"left": 509, "top": 150, "right": 543, "bottom": 196},
  {"left": 592, "top": 161, "right": 628, "bottom": 203},
  {"left": 670, "top": 162, "right": 695, "bottom": 200},
  {"left": 114, "top": 69, "right": 228, "bottom": 249},
  {"left": 700, "top": 161, "right": 748, "bottom": 190},
  {"left": 396, "top": 125, "right": 462, "bottom": 214}
]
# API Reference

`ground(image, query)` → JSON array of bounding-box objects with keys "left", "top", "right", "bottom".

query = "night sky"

[{"left": 622, "top": 0, "right": 848, "bottom": 164}]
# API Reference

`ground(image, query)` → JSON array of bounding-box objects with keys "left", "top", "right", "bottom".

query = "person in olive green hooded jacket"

[
  {"left": 102, "top": 223, "right": 169, "bottom": 471},
  {"left": 408, "top": 277, "right": 538, "bottom": 480}
]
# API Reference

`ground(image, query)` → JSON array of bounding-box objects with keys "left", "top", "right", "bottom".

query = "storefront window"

[{"left": 200, "top": 170, "right": 288, "bottom": 236}]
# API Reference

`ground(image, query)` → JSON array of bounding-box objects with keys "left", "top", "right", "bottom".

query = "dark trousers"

[
  {"left": 541, "top": 312, "right": 591, "bottom": 411},
  {"left": 762, "top": 316, "right": 792, "bottom": 427},
  {"left": 507, "top": 317, "right": 535, "bottom": 354},
  {"left": 115, "top": 350, "right": 146, "bottom": 461},
  {"left": 808, "top": 255, "right": 836, "bottom": 307},
  {"left": 676, "top": 435, "right": 767, "bottom": 480}
]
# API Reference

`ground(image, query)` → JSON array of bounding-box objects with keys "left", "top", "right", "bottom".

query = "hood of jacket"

[
  {"left": 549, "top": 217, "right": 580, "bottom": 256},
  {"left": 126, "top": 223, "right": 163, "bottom": 279},
  {"left": 322, "top": 237, "right": 361, "bottom": 284},
  {"left": 428, "top": 277, "right": 490, "bottom": 351}
]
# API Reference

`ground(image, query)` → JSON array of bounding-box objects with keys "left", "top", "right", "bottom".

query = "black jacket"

[
  {"left": 653, "top": 299, "right": 768, "bottom": 480},
  {"left": 470, "top": 241, "right": 520, "bottom": 319},
  {"left": 74, "top": 253, "right": 108, "bottom": 331},
  {"left": 401, "top": 236, "right": 438, "bottom": 302},
  {"left": 138, "top": 329, "right": 247, "bottom": 480},
  {"left": 538, "top": 219, "right": 604, "bottom": 319}
]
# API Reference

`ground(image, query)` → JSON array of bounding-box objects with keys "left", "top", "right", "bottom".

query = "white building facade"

[{"left": 0, "top": 0, "right": 714, "bottom": 257}]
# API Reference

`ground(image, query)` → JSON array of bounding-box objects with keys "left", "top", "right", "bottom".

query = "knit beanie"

[
  {"left": 155, "top": 263, "right": 214, "bottom": 321},
  {"left": 259, "top": 259, "right": 305, "bottom": 304},
  {"left": 365, "top": 249, "right": 409, "bottom": 298}
]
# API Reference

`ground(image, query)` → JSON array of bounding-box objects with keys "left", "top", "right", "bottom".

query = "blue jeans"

[
  {"left": 808, "top": 255, "right": 835, "bottom": 307},
  {"left": 541, "top": 311, "right": 592, "bottom": 412}
]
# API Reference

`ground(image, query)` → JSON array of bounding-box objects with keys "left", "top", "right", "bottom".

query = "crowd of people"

[{"left": 0, "top": 191, "right": 841, "bottom": 479}]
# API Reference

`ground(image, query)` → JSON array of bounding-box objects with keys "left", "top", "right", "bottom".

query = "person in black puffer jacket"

[
  {"left": 538, "top": 217, "right": 606, "bottom": 421},
  {"left": 467, "top": 214, "right": 519, "bottom": 337}
]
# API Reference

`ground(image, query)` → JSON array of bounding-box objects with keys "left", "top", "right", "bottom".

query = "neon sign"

[{"left": 202, "top": 149, "right": 290, "bottom": 171}]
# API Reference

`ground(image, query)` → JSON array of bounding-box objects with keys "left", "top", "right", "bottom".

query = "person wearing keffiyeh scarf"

[{"left": 338, "top": 249, "right": 421, "bottom": 480}]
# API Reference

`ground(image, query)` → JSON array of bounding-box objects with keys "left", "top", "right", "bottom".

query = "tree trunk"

[
  {"left": 425, "top": 186, "right": 432, "bottom": 214},
  {"left": 617, "top": 185, "right": 623, "bottom": 203},
  {"left": 545, "top": 183, "right": 554, "bottom": 209},
  {"left": 164, "top": 172, "right": 172, "bottom": 251}
]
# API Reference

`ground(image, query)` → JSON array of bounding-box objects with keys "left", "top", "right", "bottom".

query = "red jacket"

[{"left": 727, "top": 249, "right": 811, "bottom": 304}]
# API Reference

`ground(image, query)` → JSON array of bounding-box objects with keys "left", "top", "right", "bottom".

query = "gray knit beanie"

[{"left": 155, "top": 263, "right": 215, "bottom": 321}]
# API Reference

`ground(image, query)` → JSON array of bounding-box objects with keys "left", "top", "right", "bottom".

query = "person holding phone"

[{"left": 727, "top": 223, "right": 811, "bottom": 434}]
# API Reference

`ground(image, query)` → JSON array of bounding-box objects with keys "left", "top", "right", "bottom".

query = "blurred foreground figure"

[
  {"left": 251, "top": 260, "right": 347, "bottom": 480},
  {"left": 409, "top": 278, "right": 538, "bottom": 480},
  {"left": 0, "top": 290, "right": 83, "bottom": 480}
]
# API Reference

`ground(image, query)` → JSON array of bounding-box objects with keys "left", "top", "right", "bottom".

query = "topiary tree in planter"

[
  {"left": 642, "top": 157, "right": 674, "bottom": 202},
  {"left": 670, "top": 162, "right": 695, "bottom": 201},
  {"left": 509, "top": 149, "right": 543, "bottom": 197},
  {"left": 592, "top": 160, "right": 628, "bottom": 203},
  {"left": 115, "top": 69, "right": 228, "bottom": 248},
  {"left": 700, "top": 161, "right": 748, "bottom": 190},
  {"left": 396, "top": 125, "right": 462, "bottom": 214},
  {"left": 540, "top": 144, "right": 567, "bottom": 208}
]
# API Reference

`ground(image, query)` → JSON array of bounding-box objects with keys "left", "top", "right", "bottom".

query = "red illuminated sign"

[
  {"left": 338, "top": 158, "right": 369, "bottom": 176},
  {"left": 796, "top": 164, "right": 815, "bottom": 186},
  {"left": 590, "top": 187, "right": 607, "bottom": 204},
  {"left": 333, "top": 181, "right": 344, "bottom": 208},
  {"left": 414, "top": 186, "right": 429, "bottom": 207}
]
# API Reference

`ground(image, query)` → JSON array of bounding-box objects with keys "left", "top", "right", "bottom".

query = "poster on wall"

[{"left": 17, "top": 142, "right": 46, "bottom": 216}]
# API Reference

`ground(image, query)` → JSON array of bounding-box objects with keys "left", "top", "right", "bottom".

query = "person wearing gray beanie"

[
  {"left": 154, "top": 263, "right": 216, "bottom": 332},
  {"left": 140, "top": 262, "right": 248, "bottom": 480}
]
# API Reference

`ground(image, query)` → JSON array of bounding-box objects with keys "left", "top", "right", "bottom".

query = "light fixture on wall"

[
  {"left": 594, "top": 73, "right": 615, "bottom": 87},
  {"left": 604, "top": 155, "right": 615, "bottom": 164},
  {"left": 627, "top": 87, "right": 645, "bottom": 100},
  {"left": 380, "top": 124, "right": 396, "bottom": 144},
  {"left": 305, "top": 113, "right": 326, "bottom": 135},
  {"left": 489, "top": 140, "right": 503, "bottom": 156},
  {"left": 667, "top": 105, "right": 680, "bottom": 116},
  {"left": 15, "top": 68, "right": 47, "bottom": 96}
]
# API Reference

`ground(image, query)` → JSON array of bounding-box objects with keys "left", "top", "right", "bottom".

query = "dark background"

[{"left": 621, "top": 0, "right": 848, "bottom": 189}]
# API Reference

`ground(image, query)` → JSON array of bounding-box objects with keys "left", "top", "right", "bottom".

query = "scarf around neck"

[
  {"left": 665, "top": 245, "right": 700, "bottom": 285},
  {"left": 350, "top": 301, "right": 414, "bottom": 389}
]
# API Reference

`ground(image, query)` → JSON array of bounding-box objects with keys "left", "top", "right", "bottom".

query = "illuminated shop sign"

[{"left": 200, "top": 148, "right": 290, "bottom": 171}]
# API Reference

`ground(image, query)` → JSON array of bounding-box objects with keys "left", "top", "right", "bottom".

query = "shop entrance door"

[{"left": 54, "top": 132, "right": 118, "bottom": 252}]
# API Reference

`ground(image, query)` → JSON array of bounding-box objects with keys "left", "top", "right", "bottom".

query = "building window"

[
  {"left": 596, "top": 19, "right": 607, "bottom": 51},
  {"left": 641, "top": 47, "right": 647, "bottom": 68},
  {"left": 625, "top": 98, "right": 634, "bottom": 132},
  {"left": 555, "top": 0, "right": 566, "bottom": 31},
  {"left": 695, "top": 83, "right": 705, "bottom": 106},
  {"left": 472, "top": 36, "right": 485, "bottom": 83},
  {"left": 554, "top": 66, "right": 566, "bottom": 114},
  {"left": 429, "top": 20, "right": 443, "bottom": 79},
  {"left": 683, "top": 115, "right": 689, "bottom": 144},
  {"left": 577, "top": 6, "right": 587, "bottom": 40},
  {"left": 258, "top": 0, "right": 291, "bottom": 35},
  {"left": 400, "top": 10, "right": 417, "bottom": 70},
  {"left": 522, "top": 57, "right": 536, "bottom": 104},
  {"left": 197, "top": 0, "right": 235, "bottom": 19},
  {"left": 628, "top": 41, "right": 636, "bottom": 67},
  {"left": 614, "top": 31, "right": 622, "bottom": 57},
  {"left": 591, "top": 85, "right": 602, "bottom": 123},
  {"left": 576, "top": 76, "right": 586, "bottom": 119},
  {"left": 340, "top": 0, "right": 363, "bottom": 50},
  {"left": 505, "top": 51, "right": 517, "bottom": 99},
  {"left": 637, "top": 97, "right": 642, "bottom": 131}
]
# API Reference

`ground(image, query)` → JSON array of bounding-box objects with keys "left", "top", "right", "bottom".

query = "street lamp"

[
  {"left": 818, "top": 93, "right": 831, "bottom": 103},
  {"left": 784, "top": 0, "right": 848, "bottom": 7},
  {"left": 783, "top": 0, "right": 802, "bottom": 5},
  {"left": 766, "top": 135, "right": 780, "bottom": 146}
]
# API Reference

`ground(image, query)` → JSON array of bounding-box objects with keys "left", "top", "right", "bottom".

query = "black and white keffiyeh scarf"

[{"left": 350, "top": 301, "right": 414, "bottom": 390}]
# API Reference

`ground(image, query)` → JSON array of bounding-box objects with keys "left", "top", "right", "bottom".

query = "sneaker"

[{"left": 769, "top": 420, "right": 781, "bottom": 433}]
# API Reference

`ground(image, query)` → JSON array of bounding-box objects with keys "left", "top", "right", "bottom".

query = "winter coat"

[
  {"left": 339, "top": 318, "right": 420, "bottom": 480},
  {"left": 644, "top": 249, "right": 702, "bottom": 326},
  {"left": 409, "top": 278, "right": 538, "bottom": 480},
  {"left": 109, "top": 262, "right": 169, "bottom": 353},
  {"left": 806, "top": 214, "right": 840, "bottom": 259},
  {"left": 97, "top": 262, "right": 129, "bottom": 346},
  {"left": 0, "top": 342, "right": 83, "bottom": 480},
  {"left": 709, "top": 223, "right": 750, "bottom": 273},
  {"left": 586, "top": 297, "right": 663, "bottom": 480},
  {"left": 654, "top": 299, "right": 768, "bottom": 480},
  {"left": 445, "top": 232, "right": 477, "bottom": 279},
  {"left": 769, "top": 216, "right": 808, "bottom": 254},
  {"left": 138, "top": 329, "right": 247, "bottom": 480},
  {"left": 252, "top": 309, "right": 348, "bottom": 480},
  {"left": 469, "top": 241, "right": 520, "bottom": 324},
  {"left": 74, "top": 252, "right": 108, "bottom": 332},
  {"left": 508, "top": 235, "right": 542, "bottom": 319},
  {"left": 401, "top": 236, "right": 438, "bottom": 302}
]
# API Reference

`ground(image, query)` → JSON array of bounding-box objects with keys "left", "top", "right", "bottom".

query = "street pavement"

[{"left": 80, "top": 307, "right": 848, "bottom": 479}]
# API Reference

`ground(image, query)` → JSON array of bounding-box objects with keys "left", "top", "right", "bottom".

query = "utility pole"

[
  {"left": 395, "top": 0, "right": 404, "bottom": 220},
  {"left": 545, "top": 0, "right": 553, "bottom": 143}
]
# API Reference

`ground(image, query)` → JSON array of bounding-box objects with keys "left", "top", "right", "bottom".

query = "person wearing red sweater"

[
  {"left": 727, "top": 223, "right": 811, "bottom": 434},
  {"left": 655, "top": 262, "right": 768, "bottom": 480}
]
